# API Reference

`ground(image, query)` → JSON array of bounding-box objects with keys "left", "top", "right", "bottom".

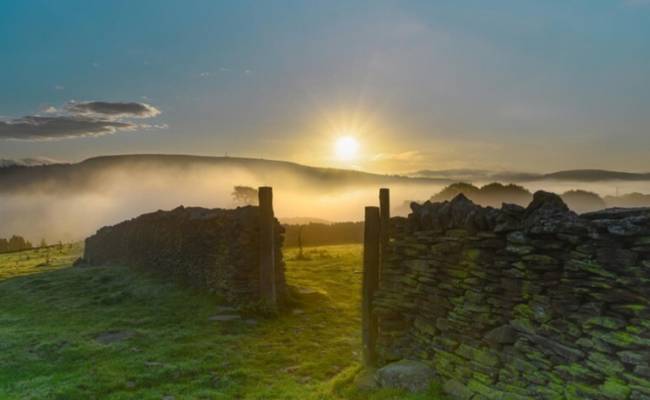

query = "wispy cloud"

[
  {"left": 66, "top": 101, "right": 160, "bottom": 118},
  {"left": 0, "top": 100, "right": 163, "bottom": 141},
  {"left": 0, "top": 156, "right": 61, "bottom": 167},
  {"left": 0, "top": 115, "right": 136, "bottom": 141}
]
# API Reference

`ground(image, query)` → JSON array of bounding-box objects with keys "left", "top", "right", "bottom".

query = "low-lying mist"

[
  {"left": 1, "top": 159, "right": 649, "bottom": 244},
  {"left": 0, "top": 162, "right": 446, "bottom": 243}
]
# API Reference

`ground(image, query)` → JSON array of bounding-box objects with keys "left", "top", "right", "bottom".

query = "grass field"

[{"left": 0, "top": 244, "right": 442, "bottom": 399}]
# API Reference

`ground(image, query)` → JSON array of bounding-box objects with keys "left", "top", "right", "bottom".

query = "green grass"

[{"left": 0, "top": 244, "right": 443, "bottom": 399}]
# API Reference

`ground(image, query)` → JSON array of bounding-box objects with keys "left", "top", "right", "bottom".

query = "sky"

[{"left": 1, "top": 0, "right": 649, "bottom": 173}]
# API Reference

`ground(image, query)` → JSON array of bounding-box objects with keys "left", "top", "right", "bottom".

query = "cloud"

[
  {"left": 0, "top": 157, "right": 61, "bottom": 167},
  {"left": 0, "top": 115, "right": 137, "bottom": 140},
  {"left": 66, "top": 101, "right": 161, "bottom": 118},
  {"left": 0, "top": 100, "right": 163, "bottom": 141}
]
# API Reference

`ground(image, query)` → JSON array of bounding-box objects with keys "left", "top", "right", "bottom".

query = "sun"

[{"left": 334, "top": 135, "right": 360, "bottom": 161}]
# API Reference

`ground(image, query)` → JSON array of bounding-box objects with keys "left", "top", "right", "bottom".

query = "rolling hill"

[
  {"left": 0, "top": 154, "right": 449, "bottom": 194},
  {"left": 411, "top": 168, "right": 650, "bottom": 183},
  {"left": 3, "top": 154, "right": 650, "bottom": 196}
]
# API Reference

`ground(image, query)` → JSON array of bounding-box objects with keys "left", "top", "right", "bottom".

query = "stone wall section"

[
  {"left": 83, "top": 205, "right": 285, "bottom": 304},
  {"left": 374, "top": 191, "right": 650, "bottom": 399}
]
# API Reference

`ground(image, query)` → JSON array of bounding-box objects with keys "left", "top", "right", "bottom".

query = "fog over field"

[
  {"left": 0, "top": 179, "right": 439, "bottom": 243},
  {"left": 1, "top": 155, "right": 650, "bottom": 243},
  {"left": 0, "top": 156, "right": 443, "bottom": 242}
]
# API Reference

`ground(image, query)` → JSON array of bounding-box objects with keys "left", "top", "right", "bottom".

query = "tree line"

[
  {"left": 425, "top": 182, "right": 650, "bottom": 214},
  {"left": 0, "top": 235, "right": 33, "bottom": 253}
]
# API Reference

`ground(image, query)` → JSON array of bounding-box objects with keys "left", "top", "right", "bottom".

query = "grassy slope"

[{"left": 0, "top": 245, "right": 442, "bottom": 400}]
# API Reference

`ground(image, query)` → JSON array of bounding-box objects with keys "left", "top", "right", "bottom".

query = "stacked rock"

[
  {"left": 374, "top": 191, "right": 650, "bottom": 400},
  {"left": 82, "top": 205, "right": 286, "bottom": 305}
]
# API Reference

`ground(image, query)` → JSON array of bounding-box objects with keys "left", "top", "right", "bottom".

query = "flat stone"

[
  {"left": 525, "top": 334, "right": 585, "bottom": 362},
  {"left": 443, "top": 379, "right": 474, "bottom": 400},
  {"left": 354, "top": 368, "right": 378, "bottom": 390},
  {"left": 484, "top": 325, "right": 517, "bottom": 346},
  {"left": 376, "top": 360, "right": 435, "bottom": 392}
]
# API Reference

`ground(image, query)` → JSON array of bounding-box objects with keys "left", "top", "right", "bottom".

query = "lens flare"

[{"left": 334, "top": 136, "right": 360, "bottom": 161}]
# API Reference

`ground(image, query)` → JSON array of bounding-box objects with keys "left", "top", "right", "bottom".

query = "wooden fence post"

[
  {"left": 362, "top": 206, "right": 380, "bottom": 366},
  {"left": 258, "top": 186, "right": 276, "bottom": 308},
  {"left": 379, "top": 188, "right": 390, "bottom": 277}
]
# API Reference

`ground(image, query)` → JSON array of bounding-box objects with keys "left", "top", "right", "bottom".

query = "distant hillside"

[
  {"left": 0, "top": 154, "right": 449, "bottom": 194},
  {"left": 411, "top": 168, "right": 650, "bottom": 183},
  {"left": 604, "top": 192, "right": 650, "bottom": 208},
  {"left": 3, "top": 155, "right": 650, "bottom": 196},
  {"left": 542, "top": 169, "right": 650, "bottom": 182}
]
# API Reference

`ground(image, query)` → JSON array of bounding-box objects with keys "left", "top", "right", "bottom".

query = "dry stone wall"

[
  {"left": 374, "top": 192, "right": 650, "bottom": 400},
  {"left": 83, "top": 205, "right": 285, "bottom": 304}
]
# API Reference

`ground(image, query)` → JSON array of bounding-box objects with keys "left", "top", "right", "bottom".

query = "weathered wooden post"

[
  {"left": 258, "top": 186, "right": 276, "bottom": 308},
  {"left": 362, "top": 206, "right": 380, "bottom": 366},
  {"left": 379, "top": 188, "right": 390, "bottom": 277}
]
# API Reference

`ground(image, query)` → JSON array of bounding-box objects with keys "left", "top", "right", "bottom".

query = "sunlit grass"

[{"left": 0, "top": 244, "right": 443, "bottom": 399}]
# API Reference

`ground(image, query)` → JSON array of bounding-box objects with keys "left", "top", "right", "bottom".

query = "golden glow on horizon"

[{"left": 334, "top": 135, "right": 360, "bottom": 161}]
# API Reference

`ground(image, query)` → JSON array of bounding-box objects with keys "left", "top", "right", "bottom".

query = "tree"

[
  {"left": 561, "top": 190, "right": 606, "bottom": 213},
  {"left": 8, "top": 235, "right": 26, "bottom": 252},
  {"left": 0, "top": 235, "right": 32, "bottom": 253},
  {"left": 232, "top": 186, "right": 259, "bottom": 206},
  {"left": 40, "top": 238, "right": 48, "bottom": 248}
]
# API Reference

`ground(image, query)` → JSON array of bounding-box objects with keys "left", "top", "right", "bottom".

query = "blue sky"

[{"left": 1, "top": 0, "right": 649, "bottom": 172}]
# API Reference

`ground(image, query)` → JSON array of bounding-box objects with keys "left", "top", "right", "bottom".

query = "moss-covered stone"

[
  {"left": 565, "top": 382, "right": 604, "bottom": 400},
  {"left": 600, "top": 377, "right": 631, "bottom": 400},
  {"left": 586, "top": 352, "right": 625, "bottom": 375},
  {"left": 585, "top": 316, "right": 625, "bottom": 330},
  {"left": 374, "top": 203, "right": 650, "bottom": 399},
  {"left": 555, "top": 362, "right": 602, "bottom": 382},
  {"left": 443, "top": 379, "right": 474, "bottom": 400},
  {"left": 593, "top": 330, "right": 650, "bottom": 348},
  {"left": 467, "top": 378, "right": 506, "bottom": 399}
]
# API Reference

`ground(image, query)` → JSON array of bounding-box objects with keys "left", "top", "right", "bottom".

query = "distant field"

[{"left": 0, "top": 244, "right": 442, "bottom": 399}]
